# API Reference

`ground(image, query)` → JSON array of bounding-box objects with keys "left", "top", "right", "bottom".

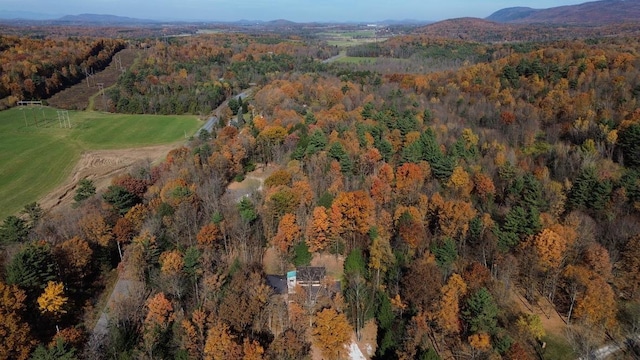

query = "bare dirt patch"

[
  {"left": 510, "top": 287, "right": 567, "bottom": 337},
  {"left": 39, "top": 144, "right": 175, "bottom": 214},
  {"left": 263, "top": 246, "right": 285, "bottom": 275},
  {"left": 227, "top": 164, "right": 279, "bottom": 191},
  {"left": 355, "top": 319, "right": 378, "bottom": 358},
  {"left": 225, "top": 164, "right": 279, "bottom": 202},
  {"left": 311, "top": 252, "right": 345, "bottom": 280}
]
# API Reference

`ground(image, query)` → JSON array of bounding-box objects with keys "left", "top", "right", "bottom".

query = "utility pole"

[{"left": 97, "top": 82, "right": 106, "bottom": 111}]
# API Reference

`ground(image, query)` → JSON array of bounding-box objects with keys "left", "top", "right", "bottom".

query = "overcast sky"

[{"left": 3, "top": 0, "right": 589, "bottom": 22}]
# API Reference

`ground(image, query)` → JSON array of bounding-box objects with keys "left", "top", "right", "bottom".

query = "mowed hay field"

[{"left": 0, "top": 107, "right": 201, "bottom": 218}]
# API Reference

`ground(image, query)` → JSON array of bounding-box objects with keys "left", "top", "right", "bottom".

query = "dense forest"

[
  {"left": 105, "top": 34, "right": 335, "bottom": 115},
  {"left": 1, "top": 23, "right": 640, "bottom": 360},
  {"left": 0, "top": 35, "right": 125, "bottom": 107}
]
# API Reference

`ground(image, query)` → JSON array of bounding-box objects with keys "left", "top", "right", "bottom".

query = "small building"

[
  {"left": 287, "top": 270, "right": 297, "bottom": 294},
  {"left": 265, "top": 275, "right": 287, "bottom": 295},
  {"left": 286, "top": 266, "right": 326, "bottom": 294}
]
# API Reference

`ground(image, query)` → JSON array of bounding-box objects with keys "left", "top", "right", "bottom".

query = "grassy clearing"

[
  {"left": 335, "top": 56, "right": 379, "bottom": 64},
  {"left": 318, "top": 29, "right": 386, "bottom": 48},
  {"left": 335, "top": 56, "right": 410, "bottom": 66},
  {"left": 542, "top": 335, "right": 575, "bottom": 360},
  {"left": 0, "top": 106, "right": 200, "bottom": 218},
  {"left": 69, "top": 112, "right": 200, "bottom": 149}
]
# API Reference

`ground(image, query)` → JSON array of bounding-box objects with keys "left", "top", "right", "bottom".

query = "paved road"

[
  {"left": 197, "top": 89, "right": 253, "bottom": 135},
  {"left": 92, "top": 279, "right": 141, "bottom": 337},
  {"left": 322, "top": 51, "right": 346, "bottom": 64},
  {"left": 578, "top": 334, "right": 640, "bottom": 360}
]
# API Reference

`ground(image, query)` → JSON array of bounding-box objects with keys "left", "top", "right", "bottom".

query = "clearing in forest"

[
  {"left": 510, "top": 287, "right": 576, "bottom": 359},
  {"left": 47, "top": 48, "right": 139, "bottom": 111},
  {"left": 0, "top": 106, "right": 201, "bottom": 219}
]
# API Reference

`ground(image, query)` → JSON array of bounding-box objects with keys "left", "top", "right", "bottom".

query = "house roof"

[
  {"left": 266, "top": 275, "right": 287, "bottom": 295},
  {"left": 296, "top": 266, "right": 326, "bottom": 282}
]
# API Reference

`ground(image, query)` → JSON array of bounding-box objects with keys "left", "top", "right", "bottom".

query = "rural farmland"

[{"left": 0, "top": 107, "right": 200, "bottom": 218}]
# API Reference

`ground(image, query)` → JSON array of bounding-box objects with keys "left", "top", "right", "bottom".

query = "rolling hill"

[
  {"left": 487, "top": 0, "right": 640, "bottom": 25},
  {"left": 414, "top": 17, "right": 640, "bottom": 42}
]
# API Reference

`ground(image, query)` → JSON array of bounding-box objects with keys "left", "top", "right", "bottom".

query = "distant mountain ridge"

[
  {"left": 487, "top": 0, "right": 640, "bottom": 24},
  {"left": 486, "top": 7, "right": 538, "bottom": 22},
  {"left": 57, "top": 13, "right": 158, "bottom": 24}
]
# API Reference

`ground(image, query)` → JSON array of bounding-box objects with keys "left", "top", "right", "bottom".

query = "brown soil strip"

[{"left": 39, "top": 144, "right": 174, "bottom": 214}]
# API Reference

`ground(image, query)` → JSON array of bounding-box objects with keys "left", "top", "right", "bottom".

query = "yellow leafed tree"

[{"left": 37, "top": 281, "right": 68, "bottom": 316}]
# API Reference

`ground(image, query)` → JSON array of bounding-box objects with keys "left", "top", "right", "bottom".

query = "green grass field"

[
  {"left": 318, "top": 29, "right": 386, "bottom": 48},
  {"left": 0, "top": 107, "right": 201, "bottom": 219},
  {"left": 335, "top": 56, "right": 379, "bottom": 64},
  {"left": 542, "top": 335, "right": 576, "bottom": 360},
  {"left": 335, "top": 56, "right": 410, "bottom": 65}
]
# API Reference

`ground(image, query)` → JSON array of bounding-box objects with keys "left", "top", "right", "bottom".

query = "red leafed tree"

[{"left": 473, "top": 172, "right": 496, "bottom": 202}]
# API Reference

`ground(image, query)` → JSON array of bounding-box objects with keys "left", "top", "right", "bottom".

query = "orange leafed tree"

[
  {"left": 394, "top": 205, "right": 426, "bottom": 251},
  {"left": 468, "top": 332, "right": 491, "bottom": 351},
  {"left": 563, "top": 265, "right": 616, "bottom": 327},
  {"left": 437, "top": 273, "right": 468, "bottom": 334},
  {"left": 181, "top": 309, "right": 208, "bottom": 359},
  {"left": 272, "top": 213, "right": 301, "bottom": 253},
  {"left": 370, "top": 175, "right": 392, "bottom": 206},
  {"left": 312, "top": 307, "right": 353, "bottom": 360},
  {"left": 0, "top": 282, "right": 34, "bottom": 360},
  {"left": 292, "top": 179, "right": 314, "bottom": 210},
  {"left": 306, "top": 207, "right": 330, "bottom": 252},
  {"left": 55, "top": 236, "right": 93, "bottom": 280},
  {"left": 448, "top": 166, "right": 473, "bottom": 199},
  {"left": 531, "top": 228, "right": 567, "bottom": 271},
  {"left": 473, "top": 172, "right": 496, "bottom": 201},
  {"left": 124, "top": 203, "right": 149, "bottom": 231},
  {"left": 573, "top": 273, "right": 616, "bottom": 328},
  {"left": 197, "top": 223, "right": 222, "bottom": 247},
  {"left": 159, "top": 249, "right": 184, "bottom": 275},
  {"left": 242, "top": 338, "right": 265, "bottom": 360},
  {"left": 395, "top": 162, "right": 425, "bottom": 203},
  {"left": 145, "top": 292, "right": 175, "bottom": 330},
  {"left": 144, "top": 292, "right": 176, "bottom": 356},
  {"left": 432, "top": 198, "right": 477, "bottom": 240},
  {"left": 79, "top": 211, "right": 113, "bottom": 247},
  {"left": 331, "top": 190, "right": 374, "bottom": 249},
  {"left": 113, "top": 217, "right": 135, "bottom": 244},
  {"left": 204, "top": 320, "right": 241, "bottom": 360}
]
